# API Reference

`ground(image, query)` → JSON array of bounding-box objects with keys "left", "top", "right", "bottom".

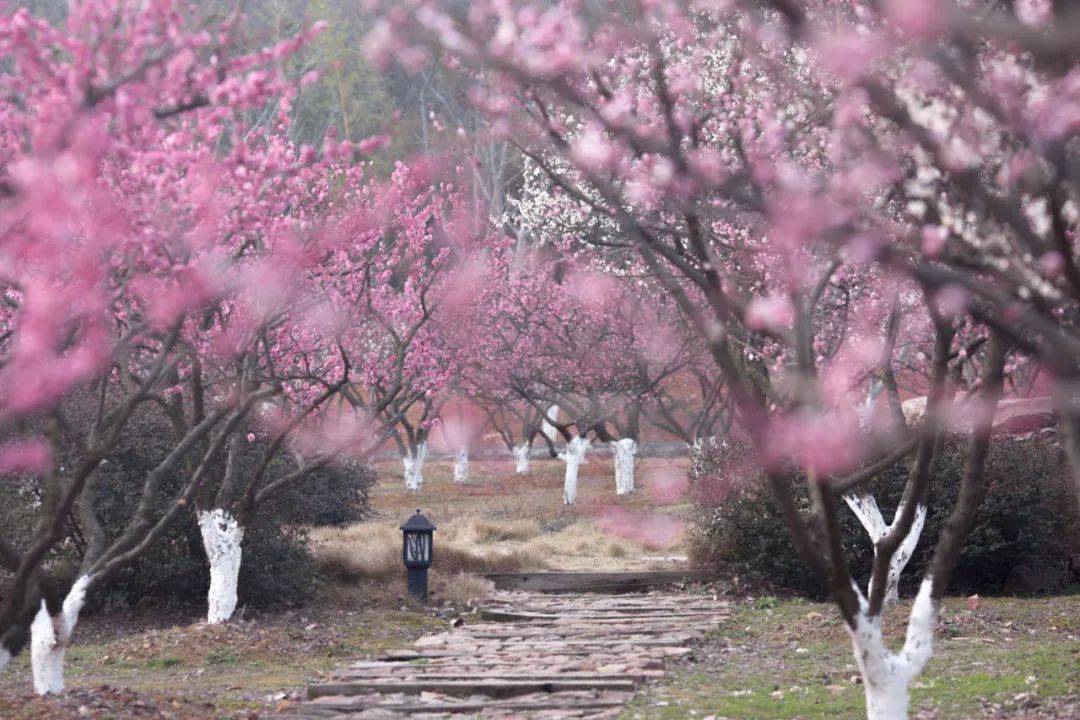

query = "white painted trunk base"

[
  {"left": 198, "top": 509, "right": 245, "bottom": 625},
  {"left": 688, "top": 436, "right": 716, "bottom": 465},
  {"left": 560, "top": 436, "right": 590, "bottom": 505},
  {"left": 513, "top": 443, "right": 530, "bottom": 474},
  {"left": 881, "top": 505, "right": 926, "bottom": 605},
  {"left": 402, "top": 442, "right": 428, "bottom": 492},
  {"left": 610, "top": 438, "right": 637, "bottom": 495},
  {"left": 541, "top": 405, "right": 559, "bottom": 441},
  {"left": 845, "top": 494, "right": 927, "bottom": 604},
  {"left": 30, "top": 574, "right": 91, "bottom": 695},
  {"left": 0, "top": 646, "right": 10, "bottom": 674},
  {"left": 861, "top": 666, "right": 911, "bottom": 720},
  {"left": 846, "top": 578, "right": 938, "bottom": 720},
  {"left": 452, "top": 447, "right": 469, "bottom": 483}
]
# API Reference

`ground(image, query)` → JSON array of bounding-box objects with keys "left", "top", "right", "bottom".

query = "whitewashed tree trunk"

[
  {"left": 845, "top": 493, "right": 927, "bottom": 605},
  {"left": 198, "top": 509, "right": 245, "bottom": 625},
  {"left": 0, "top": 646, "right": 10, "bottom": 674},
  {"left": 541, "top": 405, "right": 559, "bottom": 440},
  {"left": 452, "top": 446, "right": 469, "bottom": 483},
  {"left": 610, "top": 438, "right": 637, "bottom": 495},
  {"left": 560, "top": 436, "right": 590, "bottom": 505},
  {"left": 880, "top": 504, "right": 926, "bottom": 605},
  {"left": 402, "top": 442, "right": 428, "bottom": 491},
  {"left": 847, "top": 578, "right": 937, "bottom": 720},
  {"left": 513, "top": 442, "right": 531, "bottom": 474},
  {"left": 30, "top": 574, "right": 91, "bottom": 695},
  {"left": 688, "top": 436, "right": 716, "bottom": 463}
]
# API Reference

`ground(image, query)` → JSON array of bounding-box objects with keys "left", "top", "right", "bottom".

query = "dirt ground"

[
  {"left": 312, "top": 454, "right": 693, "bottom": 579},
  {"left": 626, "top": 593, "right": 1080, "bottom": 720},
  {"left": 0, "top": 455, "right": 692, "bottom": 718},
  {"left": 2, "top": 456, "right": 1077, "bottom": 719}
]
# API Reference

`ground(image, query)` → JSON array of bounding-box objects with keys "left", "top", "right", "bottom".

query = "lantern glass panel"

[{"left": 405, "top": 532, "right": 430, "bottom": 563}]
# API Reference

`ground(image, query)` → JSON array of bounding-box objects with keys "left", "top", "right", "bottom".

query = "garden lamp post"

[{"left": 400, "top": 509, "right": 436, "bottom": 601}]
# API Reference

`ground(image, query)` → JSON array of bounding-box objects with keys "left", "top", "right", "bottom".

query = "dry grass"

[
  {"left": 457, "top": 516, "right": 542, "bottom": 543},
  {"left": 311, "top": 523, "right": 401, "bottom": 579},
  {"left": 310, "top": 515, "right": 550, "bottom": 579},
  {"left": 312, "top": 455, "right": 694, "bottom": 581},
  {"left": 430, "top": 571, "right": 495, "bottom": 604}
]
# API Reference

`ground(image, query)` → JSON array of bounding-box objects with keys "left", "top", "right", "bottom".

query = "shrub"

[
  {"left": 88, "top": 451, "right": 375, "bottom": 611},
  {"left": 0, "top": 410, "right": 375, "bottom": 612},
  {"left": 689, "top": 432, "right": 1080, "bottom": 598}
]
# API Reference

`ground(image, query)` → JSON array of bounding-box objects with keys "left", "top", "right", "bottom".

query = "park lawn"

[
  {"left": 0, "top": 585, "right": 444, "bottom": 718},
  {"left": 624, "top": 593, "right": 1080, "bottom": 720},
  {"left": 313, "top": 454, "right": 694, "bottom": 579},
  {"left": 0, "top": 456, "right": 691, "bottom": 718}
]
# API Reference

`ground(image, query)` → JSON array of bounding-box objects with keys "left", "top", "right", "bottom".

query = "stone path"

[{"left": 285, "top": 591, "right": 729, "bottom": 719}]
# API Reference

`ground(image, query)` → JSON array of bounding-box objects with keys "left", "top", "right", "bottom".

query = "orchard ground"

[{"left": 0, "top": 455, "right": 1077, "bottom": 719}]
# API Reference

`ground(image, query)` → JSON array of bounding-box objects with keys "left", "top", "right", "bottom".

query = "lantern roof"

[{"left": 400, "top": 509, "right": 436, "bottom": 533}]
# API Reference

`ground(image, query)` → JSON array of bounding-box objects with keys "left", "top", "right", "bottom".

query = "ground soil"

[
  {"left": 2, "top": 457, "right": 1077, "bottom": 719},
  {"left": 0, "top": 456, "right": 689, "bottom": 718},
  {"left": 626, "top": 593, "right": 1080, "bottom": 720}
]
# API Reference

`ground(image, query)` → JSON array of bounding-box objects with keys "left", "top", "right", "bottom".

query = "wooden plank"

[
  {"left": 481, "top": 570, "right": 711, "bottom": 593},
  {"left": 304, "top": 696, "right": 629, "bottom": 714},
  {"left": 381, "top": 645, "right": 694, "bottom": 661},
  {"left": 380, "top": 646, "right": 690, "bottom": 660},
  {"left": 309, "top": 678, "right": 636, "bottom": 699},
  {"left": 464, "top": 627, "right": 713, "bottom": 639},
  {"left": 333, "top": 670, "right": 646, "bottom": 682},
  {"left": 407, "top": 642, "right": 691, "bottom": 656},
  {"left": 478, "top": 608, "right": 725, "bottom": 623},
  {"left": 482, "top": 595, "right": 721, "bottom": 605},
  {"left": 346, "top": 659, "right": 666, "bottom": 673}
]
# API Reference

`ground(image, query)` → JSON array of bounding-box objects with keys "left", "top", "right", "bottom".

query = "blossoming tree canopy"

[
  {"left": 0, "top": 0, "right": 426, "bottom": 686},
  {"left": 327, "top": 160, "right": 482, "bottom": 492},
  {"left": 370, "top": 1, "right": 1078, "bottom": 719}
]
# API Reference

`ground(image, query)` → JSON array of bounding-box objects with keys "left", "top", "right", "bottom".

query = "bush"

[
  {"left": 87, "top": 449, "right": 376, "bottom": 611},
  {"left": 0, "top": 410, "right": 376, "bottom": 612},
  {"left": 689, "top": 432, "right": 1080, "bottom": 598}
]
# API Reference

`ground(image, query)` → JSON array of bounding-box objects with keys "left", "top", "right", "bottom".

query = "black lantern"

[{"left": 400, "top": 509, "right": 436, "bottom": 601}]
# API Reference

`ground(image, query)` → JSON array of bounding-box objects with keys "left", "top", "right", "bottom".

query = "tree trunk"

[
  {"left": 198, "top": 509, "right": 244, "bottom": 625},
  {"left": 846, "top": 579, "right": 937, "bottom": 720},
  {"left": 30, "top": 575, "right": 91, "bottom": 695},
  {"left": 881, "top": 504, "right": 926, "bottom": 605},
  {"left": 688, "top": 436, "right": 715, "bottom": 466},
  {"left": 611, "top": 438, "right": 637, "bottom": 495},
  {"left": 560, "top": 436, "right": 590, "bottom": 505},
  {"left": 0, "top": 646, "right": 10, "bottom": 674},
  {"left": 542, "top": 405, "right": 559, "bottom": 440},
  {"left": 402, "top": 442, "right": 427, "bottom": 491},
  {"left": 846, "top": 493, "right": 927, "bottom": 605},
  {"left": 452, "top": 447, "right": 469, "bottom": 483},
  {"left": 860, "top": 664, "right": 911, "bottom": 720},
  {"left": 513, "top": 443, "right": 530, "bottom": 474}
]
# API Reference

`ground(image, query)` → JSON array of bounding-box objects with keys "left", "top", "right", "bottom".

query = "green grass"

[
  {"left": 0, "top": 597, "right": 444, "bottom": 711},
  {"left": 625, "top": 595, "right": 1080, "bottom": 719},
  {"left": 145, "top": 656, "right": 182, "bottom": 670},
  {"left": 204, "top": 648, "right": 239, "bottom": 665}
]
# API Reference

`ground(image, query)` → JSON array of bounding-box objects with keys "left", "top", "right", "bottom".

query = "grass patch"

[
  {"left": 353, "top": 456, "right": 693, "bottom": 573},
  {"left": 625, "top": 594, "right": 1080, "bottom": 720},
  {"left": 205, "top": 648, "right": 239, "bottom": 665},
  {"left": 1, "top": 455, "right": 694, "bottom": 717}
]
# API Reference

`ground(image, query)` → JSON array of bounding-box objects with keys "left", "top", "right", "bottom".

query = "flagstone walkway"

[{"left": 284, "top": 590, "right": 729, "bottom": 718}]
